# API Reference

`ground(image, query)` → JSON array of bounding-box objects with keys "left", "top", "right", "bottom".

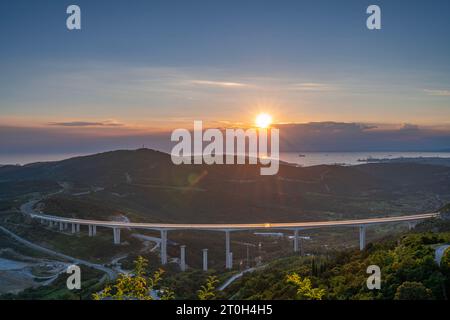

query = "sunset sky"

[{"left": 1, "top": 0, "right": 450, "bottom": 157}]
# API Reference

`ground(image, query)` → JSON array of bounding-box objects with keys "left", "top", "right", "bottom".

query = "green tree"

[
  {"left": 197, "top": 276, "right": 219, "bottom": 300},
  {"left": 286, "top": 273, "right": 326, "bottom": 300},
  {"left": 441, "top": 248, "right": 450, "bottom": 272},
  {"left": 394, "top": 281, "right": 432, "bottom": 300},
  {"left": 93, "top": 256, "right": 174, "bottom": 300},
  {"left": 439, "top": 248, "right": 450, "bottom": 299}
]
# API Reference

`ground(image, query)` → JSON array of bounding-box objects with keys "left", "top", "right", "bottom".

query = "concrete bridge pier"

[
  {"left": 359, "top": 225, "right": 366, "bottom": 251},
  {"left": 408, "top": 221, "right": 417, "bottom": 230},
  {"left": 113, "top": 228, "right": 121, "bottom": 244},
  {"left": 88, "top": 225, "right": 97, "bottom": 237},
  {"left": 180, "top": 245, "right": 186, "bottom": 271},
  {"left": 59, "top": 222, "right": 64, "bottom": 231},
  {"left": 71, "top": 223, "right": 76, "bottom": 234},
  {"left": 160, "top": 230, "right": 168, "bottom": 265},
  {"left": 202, "top": 249, "right": 208, "bottom": 271},
  {"left": 76, "top": 224, "right": 80, "bottom": 233},
  {"left": 225, "top": 231, "right": 232, "bottom": 269},
  {"left": 293, "top": 229, "right": 299, "bottom": 253}
]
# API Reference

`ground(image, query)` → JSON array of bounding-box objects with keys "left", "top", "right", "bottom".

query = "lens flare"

[{"left": 255, "top": 113, "right": 272, "bottom": 128}]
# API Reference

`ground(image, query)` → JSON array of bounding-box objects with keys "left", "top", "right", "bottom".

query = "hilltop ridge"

[{"left": 1, "top": 149, "right": 449, "bottom": 223}]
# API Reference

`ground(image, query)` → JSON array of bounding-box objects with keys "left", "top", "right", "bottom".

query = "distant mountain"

[{"left": 2, "top": 149, "right": 450, "bottom": 223}]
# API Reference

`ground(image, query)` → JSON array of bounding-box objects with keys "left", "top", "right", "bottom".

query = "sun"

[{"left": 255, "top": 113, "right": 272, "bottom": 128}]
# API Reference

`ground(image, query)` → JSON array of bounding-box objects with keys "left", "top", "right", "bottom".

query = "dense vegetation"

[
  {"left": 1, "top": 150, "right": 449, "bottom": 300},
  {"left": 2, "top": 149, "right": 449, "bottom": 225},
  {"left": 93, "top": 256, "right": 174, "bottom": 300},
  {"left": 2, "top": 220, "right": 449, "bottom": 300},
  {"left": 92, "top": 257, "right": 223, "bottom": 300},
  {"left": 89, "top": 218, "right": 450, "bottom": 300},
  {"left": 224, "top": 220, "right": 450, "bottom": 300}
]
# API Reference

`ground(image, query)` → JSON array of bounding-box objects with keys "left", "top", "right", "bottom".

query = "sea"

[
  {"left": 279, "top": 151, "right": 450, "bottom": 167},
  {"left": 1, "top": 151, "right": 450, "bottom": 167}
]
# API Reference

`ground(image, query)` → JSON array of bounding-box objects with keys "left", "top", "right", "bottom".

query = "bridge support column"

[
  {"left": 225, "top": 231, "right": 232, "bottom": 269},
  {"left": 76, "top": 224, "right": 80, "bottom": 233},
  {"left": 180, "top": 245, "right": 186, "bottom": 271},
  {"left": 293, "top": 229, "right": 299, "bottom": 253},
  {"left": 202, "top": 249, "right": 208, "bottom": 272},
  {"left": 49, "top": 221, "right": 53, "bottom": 228},
  {"left": 71, "top": 223, "right": 76, "bottom": 234},
  {"left": 88, "top": 225, "right": 97, "bottom": 236},
  {"left": 113, "top": 228, "right": 121, "bottom": 244},
  {"left": 229, "top": 252, "right": 233, "bottom": 269},
  {"left": 160, "top": 230, "right": 168, "bottom": 265},
  {"left": 359, "top": 225, "right": 366, "bottom": 251},
  {"left": 408, "top": 221, "right": 417, "bottom": 230},
  {"left": 59, "top": 222, "right": 64, "bottom": 231}
]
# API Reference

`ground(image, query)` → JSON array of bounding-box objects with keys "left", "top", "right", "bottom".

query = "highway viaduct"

[{"left": 27, "top": 211, "right": 439, "bottom": 271}]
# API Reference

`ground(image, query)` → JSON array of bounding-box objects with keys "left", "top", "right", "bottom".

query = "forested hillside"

[{"left": 224, "top": 219, "right": 450, "bottom": 300}]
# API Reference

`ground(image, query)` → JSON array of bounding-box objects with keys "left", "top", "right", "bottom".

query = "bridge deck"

[{"left": 30, "top": 212, "right": 439, "bottom": 231}]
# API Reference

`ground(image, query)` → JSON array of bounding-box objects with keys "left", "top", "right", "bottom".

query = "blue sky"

[{"left": 0, "top": 0, "right": 450, "bottom": 156}]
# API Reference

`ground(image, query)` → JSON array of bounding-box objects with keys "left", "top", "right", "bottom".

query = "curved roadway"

[{"left": 28, "top": 211, "right": 440, "bottom": 231}]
